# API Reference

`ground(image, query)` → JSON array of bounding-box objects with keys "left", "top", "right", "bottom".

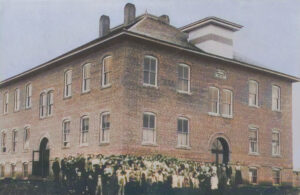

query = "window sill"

[
  {"left": 23, "top": 149, "right": 30, "bottom": 153},
  {"left": 248, "top": 152, "right": 260, "bottom": 156},
  {"left": 80, "top": 143, "right": 89, "bottom": 147},
  {"left": 81, "top": 90, "right": 91, "bottom": 95},
  {"left": 63, "top": 96, "right": 72, "bottom": 100},
  {"left": 13, "top": 110, "right": 20, "bottom": 113},
  {"left": 249, "top": 104, "right": 260, "bottom": 108},
  {"left": 176, "top": 145, "right": 191, "bottom": 150},
  {"left": 25, "top": 106, "right": 32, "bottom": 110},
  {"left": 62, "top": 146, "right": 70, "bottom": 149},
  {"left": 142, "top": 142, "right": 158, "bottom": 147},
  {"left": 272, "top": 154, "right": 282, "bottom": 158},
  {"left": 272, "top": 109, "right": 281, "bottom": 113},
  {"left": 176, "top": 90, "right": 192, "bottom": 95},
  {"left": 101, "top": 84, "right": 112, "bottom": 90},
  {"left": 208, "top": 112, "right": 220, "bottom": 117},
  {"left": 99, "top": 142, "right": 110, "bottom": 146},
  {"left": 221, "top": 114, "right": 233, "bottom": 119},
  {"left": 143, "top": 84, "right": 159, "bottom": 89}
]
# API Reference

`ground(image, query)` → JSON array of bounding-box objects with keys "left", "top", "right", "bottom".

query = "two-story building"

[{"left": 0, "top": 3, "right": 299, "bottom": 185}]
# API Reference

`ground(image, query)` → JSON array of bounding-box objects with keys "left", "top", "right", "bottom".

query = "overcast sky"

[{"left": 0, "top": 0, "right": 300, "bottom": 169}]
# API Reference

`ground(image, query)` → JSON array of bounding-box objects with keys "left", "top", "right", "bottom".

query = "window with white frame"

[
  {"left": 222, "top": 89, "right": 233, "bottom": 117},
  {"left": 143, "top": 56, "right": 157, "bottom": 86},
  {"left": 249, "top": 168, "right": 258, "bottom": 184},
  {"left": 249, "top": 80, "right": 258, "bottom": 107},
  {"left": 272, "top": 169, "right": 281, "bottom": 185},
  {"left": 272, "top": 85, "right": 280, "bottom": 111},
  {"left": 24, "top": 127, "right": 30, "bottom": 150},
  {"left": 80, "top": 116, "right": 89, "bottom": 145},
  {"left": 100, "top": 112, "right": 110, "bottom": 143},
  {"left": 47, "top": 91, "right": 54, "bottom": 116},
  {"left": 62, "top": 120, "right": 70, "bottom": 147},
  {"left": 14, "top": 88, "right": 20, "bottom": 111},
  {"left": 25, "top": 84, "right": 32, "bottom": 108},
  {"left": 64, "top": 70, "right": 72, "bottom": 98},
  {"left": 23, "top": 163, "right": 28, "bottom": 178},
  {"left": 209, "top": 87, "right": 219, "bottom": 114},
  {"left": 272, "top": 130, "right": 280, "bottom": 156},
  {"left": 1, "top": 132, "right": 6, "bottom": 153},
  {"left": 177, "top": 117, "right": 189, "bottom": 147},
  {"left": 39, "top": 93, "right": 47, "bottom": 118},
  {"left": 82, "top": 63, "right": 91, "bottom": 93},
  {"left": 3, "top": 92, "right": 9, "bottom": 114},
  {"left": 0, "top": 164, "right": 4, "bottom": 177},
  {"left": 177, "top": 64, "right": 190, "bottom": 93},
  {"left": 102, "top": 56, "right": 112, "bottom": 87},
  {"left": 249, "top": 128, "right": 258, "bottom": 154},
  {"left": 142, "top": 112, "right": 156, "bottom": 144},
  {"left": 12, "top": 130, "right": 17, "bottom": 152}
]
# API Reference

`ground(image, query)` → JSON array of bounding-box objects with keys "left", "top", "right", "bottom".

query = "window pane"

[
  {"left": 183, "top": 67, "right": 188, "bottom": 79},
  {"left": 150, "top": 59, "right": 156, "bottom": 72},
  {"left": 183, "top": 120, "right": 188, "bottom": 133},
  {"left": 149, "top": 115, "right": 155, "bottom": 129},
  {"left": 178, "top": 119, "right": 182, "bottom": 132},
  {"left": 144, "top": 58, "right": 150, "bottom": 70},
  {"left": 150, "top": 72, "right": 156, "bottom": 85},
  {"left": 144, "top": 71, "right": 149, "bottom": 84}
]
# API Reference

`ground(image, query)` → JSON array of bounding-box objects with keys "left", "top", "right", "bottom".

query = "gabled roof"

[{"left": 0, "top": 14, "right": 299, "bottom": 87}]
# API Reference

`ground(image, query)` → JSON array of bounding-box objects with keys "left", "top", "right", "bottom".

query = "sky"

[{"left": 0, "top": 0, "right": 300, "bottom": 169}]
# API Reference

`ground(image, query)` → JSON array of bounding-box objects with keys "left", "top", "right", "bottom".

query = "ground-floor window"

[
  {"left": 0, "top": 165, "right": 4, "bottom": 177},
  {"left": 272, "top": 169, "right": 281, "bottom": 185},
  {"left": 11, "top": 164, "right": 16, "bottom": 177},
  {"left": 23, "top": 163, "right": 28, "bottom": 178},
  {"left": 249, "top": 168, "right": 258, "bottom": 184},
  {"left": 142, "top": 112, "right": 156, "bottom": 144}
]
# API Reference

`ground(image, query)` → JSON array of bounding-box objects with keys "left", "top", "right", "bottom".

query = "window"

[
  {"left": 25, "top": 83, "right": 32, "bottom": 108},
  {"left": 102, "top": 56, "right": 112, "bottom": 87},
  {"left": 47, "top": 91, "right": 54, "bottom": 116},
  {"left": 62, "top": 120, "right": 70, "bottom": 147},
  {"left": 1, "top": 132, "right": 6, "bottom": 153},
  {"left": 12, "top": 130, "right": 17, "bottom": 152},
  {"left": 143, "top": 56, "right": 157, "bottom": 86},
  {"left": 272, "top": 131, "right": 280, "bottom": 156},
  {"left": 39, "top": 93, "right": 47, "bottom": 118},
  {"left": 23, "top": 163, "right": 28, "bottom": 178},
  {"left": 0, "top": 164, "right": 4, "bottom": 177},
  {"left": 100, "top": 112, "right": 110, "bottom": 143},
  {"left": 272, "top": 169, "right": 281, "bottom": 185},
  {"left": 209, "top": 87, "right": 219, "bottom": 114},
  {"left": 24, "top": 127, "right": 30, "bottom": 150},
  {"left": 14, "top": 88, "right": 20, "bottom": 111},
  {"left": 64, "top": 70, "right": 72, "bottom": 98},
  {"left": 177, "top": 64, "right": 190, "bottom": 93},
  {"left": 272, "top": 85, "right": 280, "bottom": 111},
  {"left": 249, "top": 80, "right": 258, "bottom": 107},
  {"left": 249, "top": 128, "right": 258, "bottom": 154},
  {"left": 249, "top": 168, "right": 258, "bottom": 184},
  {"left": 222, "top": 89, "right": 233, "bottom": 117},
  {"left": 3, "top": 92, "right": 9, "bottom": 114},
  {"left": 80, "top": 116, "right": 89, "bottom": 145},
  {"left": 11, "top": 164, "right": 16, "bottom": 177},
  {"left": 82, "top": 63, "right": 91, "bottom": 93},
  {"left": 142, "top": 112, "right": 156, "bottom": 144},
  {"left": 177, "top": 117, "right": 189, "bottom": 147}
]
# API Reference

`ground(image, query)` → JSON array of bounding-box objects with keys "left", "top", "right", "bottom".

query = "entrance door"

[
  {"left": 211, "top": 137, "right": 229, "bottom": 165},
  {"left": 32, "top": 138, "right": 49, "bottom": 177}
]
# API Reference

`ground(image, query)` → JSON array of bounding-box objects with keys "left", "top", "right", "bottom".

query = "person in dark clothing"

[
  {"left": 235, "top": 162, "right": 243, "bottom": 186},
  {"left": 61, "top": 157, "right": 67, "bottom": 183},
  {"left": 226, "top": 164, "right": 232, "bottom": 185},
  {"left": 52, "top": 158, "right": 60, "bottom": 183}
]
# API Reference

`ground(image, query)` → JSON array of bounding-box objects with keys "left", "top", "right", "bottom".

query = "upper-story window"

[
  {"left": 222, "top": 89, "right": 233, "bottom": 117},
  {"left": 39, "top": 92, "right": 47, "bottom": 118},
  {"left": 143, "top": 56, "right": 157, "bottom": 87},
  {"left": 208, "top": 87, "right": 219, "bottom": 115},
  {"left": 249, "top": 127, "right": 258, "bottom": 154},
  {"left": 25, "top": 83, "right": 32, "bottom": 109},
  {"left": 249, "top": 80, "right": 258, "bottom": 107},
  {"left": 14, "top": 88, "right": 20, "bottom": 111},
  {"left": 102, "top": 56, "right": 112, "bottom": 87},
  {"left": 64, "top": 70, "right": 72, "bottom": 98},
  {"left": 177, "top": 117, "right": 189, "bottom": 147},
  {"left": 100, "top": 112, "right": 110, "bottom": 143},
  {"left": 12, "top": 130, "right": 17, "bottom": 153},
  {"left": 47, "top": 91, "right": 54, "bottom": 116},
  {"left": 82, "top": 63, "right": 91, "bottom": 93},
  {"left": 1, "top": 132, "right": 6, "bottom": 153},
  {"left": 272, "top": 130, "right": 280, "bottom": 156},
  {"left": 272, "top": 85, "right": 280, "bottom": 111},
  {"left": 177, "top": 64, "right": 190, "bottom": 93},
  {"left": 62, "top": 120, "right": 70, "bottom": 147},
  {"left": 24, "top": 127, "right": 30, "bottom": 150},
  {"left": 3, "top": 92, "right": 9, "bottom": 114},
  {"left": 142, "top": 112, "right": 156, "bottom": 144},
  {"left": 80, "top": 116, "right": 89, "bottom": 145}
]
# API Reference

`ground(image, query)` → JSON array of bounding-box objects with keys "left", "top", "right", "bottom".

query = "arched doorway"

[
  {"left": 211, "top": 137, "right": 229, "bottom": 165},
  {"left": 33, "top": 137, "right": 50, "bottom": 177}
]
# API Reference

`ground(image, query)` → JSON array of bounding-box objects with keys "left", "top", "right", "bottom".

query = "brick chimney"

[
  {"left": 124, "top": 3, "right": 136, "bottom": 25},
  {"left": 158, "top": 15, "right": 170, "bottom": 24},
  {"left": 99, "top": 15, "right": 110, "bottom": 37}
]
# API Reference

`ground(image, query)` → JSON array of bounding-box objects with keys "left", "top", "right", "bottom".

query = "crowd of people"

[{"left": 51, "top": 154, "right": 243, "bottom": 195}]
